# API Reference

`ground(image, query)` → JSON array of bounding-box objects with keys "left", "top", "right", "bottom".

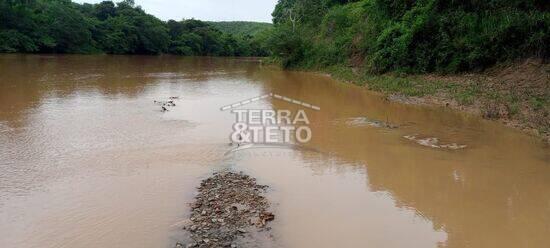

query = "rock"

[
  {"left": 345, "top": 117, "right": 399, "bottom": 129},
  {"left": 404, "top": 134, "right": 467, "bottom": 150},
  {"left": 260, "top": 212, "right": 275, "bottom": 222},
  {"left": 155, "top": 97, "right": 178, "bottom": 111},
  {"left": 177, "top": 171, "right": 273, "bottom": 247}
]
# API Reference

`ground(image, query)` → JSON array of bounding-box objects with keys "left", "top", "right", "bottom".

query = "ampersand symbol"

[{"left": 231, "top": 123, "right": 251, "bottom": 143}]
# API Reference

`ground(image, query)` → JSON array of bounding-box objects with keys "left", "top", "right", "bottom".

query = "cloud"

[{"left": 74, "top": 0, "right": 278, "bottom": 23}]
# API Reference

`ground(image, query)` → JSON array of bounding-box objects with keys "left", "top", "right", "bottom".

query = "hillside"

[
  {"left": 206, "top": 21, "right": 272, "bottom": 37},
  {"left": 267, "top": 0, "right": 549, "bottom": 139},
  {"left": 0, "top": 1, "right": 269, "bottom": 56}
]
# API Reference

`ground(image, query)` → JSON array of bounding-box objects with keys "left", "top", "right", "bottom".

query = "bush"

[
  {"left": 270, "top": 0, "right": 549, "bottom": 73},
  {"left": 0, "top": 30, "right": 37, "bottom": 52},
  {"left": 266, "top": 24, "right": 307, "bottom": 68}
]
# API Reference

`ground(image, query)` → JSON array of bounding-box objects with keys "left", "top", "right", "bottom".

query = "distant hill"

[{"left": 206, "top": 21, "right": 272, "bottom": 37}]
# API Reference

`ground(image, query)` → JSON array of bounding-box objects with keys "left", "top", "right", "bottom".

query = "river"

[{"left": 0, "top": 55, "right": 548, "bottom": 248}]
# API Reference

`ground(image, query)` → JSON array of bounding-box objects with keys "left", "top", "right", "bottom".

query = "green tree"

[
  {"left": 0, "top": 0, "right": 272, "bottom": 57},
  {"left": 94, "top": 1, "right": 116, "bottom": 20}
]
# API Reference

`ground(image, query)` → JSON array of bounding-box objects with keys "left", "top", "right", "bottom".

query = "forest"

[
  {"left": 0, "top": 0, "right": 270, "bottom": 56},
  {"left": 1, "top": 0, "right": 548, "bottom": 73},
  {"left": 267, "top": 0, "right": 549, "bottom": 73},
  {"left": 206, "top": 21, "right": 273, "bottom": 37}
]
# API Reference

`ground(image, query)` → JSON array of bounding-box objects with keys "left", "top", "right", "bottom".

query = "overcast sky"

[{"left": 74, "top": 0, "right": 278, "bottom": 23}]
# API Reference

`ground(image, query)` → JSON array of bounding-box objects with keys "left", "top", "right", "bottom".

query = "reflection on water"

[{"left": 0, "top": 55, "right": 548, "bottom": 248}]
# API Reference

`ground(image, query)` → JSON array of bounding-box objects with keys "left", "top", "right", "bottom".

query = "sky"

[{"left": 74, "top": 0, "right": 279, "bottom": 23}]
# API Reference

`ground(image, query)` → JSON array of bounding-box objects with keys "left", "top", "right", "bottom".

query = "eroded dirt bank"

[
  {"left": 393, "top": 59, "right": 549, "bottom": 141},
  {"left": 321, "top": 59, "right": 549, "bottom": 142},
  {"left": 176, "top": 171, "right": 276, "bottom": 248}
]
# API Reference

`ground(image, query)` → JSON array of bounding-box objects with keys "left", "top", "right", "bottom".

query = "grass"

[
  {"left": 529, "top": 97, "right": 547, "bottom": 111},
  {"left": 452, "top": 84, "right": 480, "bottom": 105},
  {"left": 294, "top": 63, "right": 549, "bottom": 140},
  {"left": 324, "top": 65, "right": 480, "bottom": 101}
]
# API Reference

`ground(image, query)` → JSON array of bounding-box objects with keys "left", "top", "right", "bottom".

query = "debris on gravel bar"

[{"left": 176, "top": 171, "right": 275, "bottom": 248}]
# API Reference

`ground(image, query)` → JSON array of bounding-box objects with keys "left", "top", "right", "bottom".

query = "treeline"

[
  {"left": 206, "top": 21, "right": 273, "bottom": 37},
  {"left": 2, "top": 0, "right": 548, "bottom": 71},
  {"left": 0, "top": 0, "right": 270, "bottom": 56},
  {"left": 268, "top": 0, "right": 549, "bottom": 73}
]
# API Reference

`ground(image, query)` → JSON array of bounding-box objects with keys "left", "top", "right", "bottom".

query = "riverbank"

[
  {"left": 177, "top": 171, "right": 276, "bottom": 248},
  {"left": 288, "top": 59, "right": 549, "bottom": 142}
]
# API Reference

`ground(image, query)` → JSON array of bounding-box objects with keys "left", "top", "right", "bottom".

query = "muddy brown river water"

[{"left": 0, "top": 55, "right": 549, "bottom": 248}]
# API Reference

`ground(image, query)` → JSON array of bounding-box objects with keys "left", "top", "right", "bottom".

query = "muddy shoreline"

[
  {"left": 304, "top": 59, "right": 550, "bottom": 143},
  {"left": 176, "top": 171, "right": 275, "bottom": 248}
]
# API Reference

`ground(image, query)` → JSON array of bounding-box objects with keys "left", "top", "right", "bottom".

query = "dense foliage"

[
  {"left": 268, "top": 0, "right": 549, "bottom": 73},
  {"left": 0, "top": 0, "right": 269, "bottom": 56},
  {"left": 206, "top": 21, "right": 272, "bottom": 37},
  {"left": 2, "top": 0, "right": 547, "bottom": 71}
]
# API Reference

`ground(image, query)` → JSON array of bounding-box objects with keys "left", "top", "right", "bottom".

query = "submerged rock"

[
  {"left": 404, "top": 135, "right": 467, "bottom": 150},
  {"left": 344, "top": 117, "right": 399, "bottom": 129},
  {"left": 155, "top": 98, "right": 179, "bottom": 112}
]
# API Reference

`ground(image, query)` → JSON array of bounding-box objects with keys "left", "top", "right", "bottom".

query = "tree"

[
  {"left": 94, "top": 1, "right": 115, "bottom": 21},
  {"left": 0, "top": 0, "right": 271, "bottom": 56}
]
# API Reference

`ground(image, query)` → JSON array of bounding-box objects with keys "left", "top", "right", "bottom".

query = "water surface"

[{"left": 0, "top": 55, "right": 548, "bottom": 248}]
